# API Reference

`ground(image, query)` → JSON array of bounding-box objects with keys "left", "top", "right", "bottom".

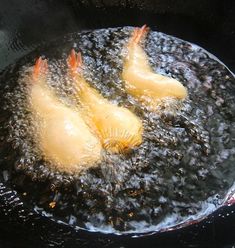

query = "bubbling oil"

[{"left": 0, "top": 27, "right": 235, "bottom": 233}]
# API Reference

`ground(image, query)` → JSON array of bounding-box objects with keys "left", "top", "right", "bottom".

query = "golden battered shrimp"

[
  {"left": 122, "top": 25, "right": 187, "bottom": 109},
  {"left": 67, "top": 49, "right": 143, "bottom": 153},
  {"left": 29, "top": 57, "right": 102, "bottom": 173}
]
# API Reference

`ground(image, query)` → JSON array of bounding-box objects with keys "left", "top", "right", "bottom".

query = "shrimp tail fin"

[
  {"left": 129, "top": 24, "right": 149, "bottom": 46},
  {"left": 33, "top": 57, "right": 48, "bottom": 80},
  {"left": 67, "top": 49, "right": 83, "bottom": 76},
  {"left": 67, "top": 49, "right": 90, "bottom": 98}
]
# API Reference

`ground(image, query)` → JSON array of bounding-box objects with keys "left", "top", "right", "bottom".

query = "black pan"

[{"left": 0, "top": 0, "right": 235, "bottom": 247}]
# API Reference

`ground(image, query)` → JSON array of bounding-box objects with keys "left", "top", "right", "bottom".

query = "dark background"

[
  {"left": 0, "top": 0, "right": 234, "bottom": 73},
  {"left": 0, "top": 0, "right": 235, "bottom": 247}
]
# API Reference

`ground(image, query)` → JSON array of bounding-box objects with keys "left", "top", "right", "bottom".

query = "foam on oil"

[{"left": 0, "top": 27, "right": 235, "bottom": 233}]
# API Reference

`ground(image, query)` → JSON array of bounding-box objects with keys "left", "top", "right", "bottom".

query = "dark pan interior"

[
  {"left": 0, "top": 0, "right": 234, "bottom": 72},
  {"left": 0, "top": 0, "right": 235, "bottom": 247}
]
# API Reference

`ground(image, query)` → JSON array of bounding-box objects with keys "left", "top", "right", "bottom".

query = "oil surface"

[{"left": 0, "top": 27, "right": 235, "bottom": 234}]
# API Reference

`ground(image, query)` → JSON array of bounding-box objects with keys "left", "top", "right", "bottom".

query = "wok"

[{"left": 0, "top": 0, "right": 235, "bottom": 247}]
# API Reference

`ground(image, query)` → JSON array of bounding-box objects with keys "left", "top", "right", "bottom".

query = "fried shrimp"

[
  {"left": 122, "top": 25, "right": 187, "bottom": 109},
  {"left": 29, "top": 57, "right": 102, "bottom": 173},
  {"left": 68, "top": 49, "right": 143, "bottom": 153}
]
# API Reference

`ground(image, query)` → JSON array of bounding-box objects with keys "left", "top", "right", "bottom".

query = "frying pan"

[{"left": 0, "top": 0, "right": 235, "bottom": 247}]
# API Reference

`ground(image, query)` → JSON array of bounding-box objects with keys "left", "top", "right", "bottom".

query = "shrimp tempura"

[
  {"left": 122, "top": 25, "right": 187, "bottom": 109},
  {"left": 68, "top": 49, "right": 143, "bottom": 153},
  {"left": 29, "top": 57, "right": 102, "bottom": 173}
]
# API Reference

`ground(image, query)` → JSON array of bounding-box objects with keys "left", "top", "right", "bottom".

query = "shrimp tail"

[
  {"left": 129, "top": 24, "right": 149, "bottom": 46},
  {"left": 67, "top": 49, "right": 91, "bottom": 99},
  {"left": 33, "top": 57, "right": 48, "bottom": 80},
  {"left": 67, "top": 49, "right": 83, "bottom": 76}
]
